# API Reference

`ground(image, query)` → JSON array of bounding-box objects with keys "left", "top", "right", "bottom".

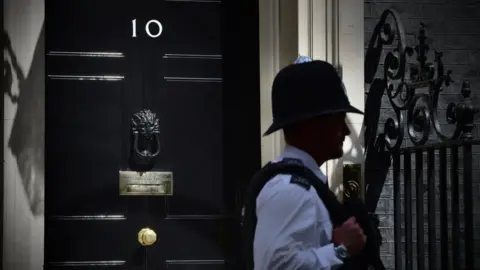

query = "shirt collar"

[{"left": 275, "top": 144, "right": 328, "bottom": 183}]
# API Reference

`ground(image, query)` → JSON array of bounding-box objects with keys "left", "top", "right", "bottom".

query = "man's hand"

[{"left": 332, "top": 217, "right": 367, "bottom": 256}]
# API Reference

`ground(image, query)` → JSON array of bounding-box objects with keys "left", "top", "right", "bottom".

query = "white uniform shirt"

[{"left": 253, "top": 144, "right": 343, "bottom": 270}]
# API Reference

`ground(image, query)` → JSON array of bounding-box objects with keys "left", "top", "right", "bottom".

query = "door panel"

[
  {"left": 45, "top": 0, "right": 260, "bottom": 269},
  {"left": 47, "top": 219, "right": 132, "bottom": 261},
  {"left": 161, "top": 2, "right": 222, "bottom": 55}
]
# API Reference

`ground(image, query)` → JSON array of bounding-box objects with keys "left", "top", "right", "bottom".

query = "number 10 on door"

[{"left": 132, "top": 19, "right": 163, "bottom": 38}]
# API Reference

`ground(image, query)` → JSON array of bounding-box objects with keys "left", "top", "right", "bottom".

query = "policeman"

[{"left": 253, "top": 57, "right": 367, "bottom": 269}]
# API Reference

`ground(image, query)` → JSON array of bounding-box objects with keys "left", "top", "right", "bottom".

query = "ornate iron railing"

[{"left": 364, "top": 9, "right": 479, "bottom": 270}]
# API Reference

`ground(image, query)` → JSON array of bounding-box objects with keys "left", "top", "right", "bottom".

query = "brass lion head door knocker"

[{"left": 130, "top": 109, "right": 160, "bottom": 170}]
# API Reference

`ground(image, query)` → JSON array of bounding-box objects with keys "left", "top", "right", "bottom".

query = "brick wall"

[{"left": 364, "top": 1, "right": 480, "bottom": 269}]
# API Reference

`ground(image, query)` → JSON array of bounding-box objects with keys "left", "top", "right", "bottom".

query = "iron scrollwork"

[
  {"left": 131, "top": 109, "right": 161, "bottom": 166},
  {"left": 364, "top": 9, "right": 479, "bottom": 154}
]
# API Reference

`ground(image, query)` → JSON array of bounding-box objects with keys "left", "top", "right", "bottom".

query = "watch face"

[{"left": 335, "top": 245, "right": 349, "bottom": 259}]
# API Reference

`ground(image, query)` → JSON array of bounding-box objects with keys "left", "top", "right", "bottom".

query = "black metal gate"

[{"left": 363, "top": 9, "right": 479, "bottom": 270}]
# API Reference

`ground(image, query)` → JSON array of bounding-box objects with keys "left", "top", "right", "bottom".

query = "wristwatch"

[{"left": 334, "top": 244, "right": 349, "bottom": 261}]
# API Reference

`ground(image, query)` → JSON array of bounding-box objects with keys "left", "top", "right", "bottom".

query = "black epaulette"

[
  {"left": 290, "top": 175, "right": 311, "bottom": 190},
  {"left": 282, "top": 157, "right": 304, "bottom": 166}
]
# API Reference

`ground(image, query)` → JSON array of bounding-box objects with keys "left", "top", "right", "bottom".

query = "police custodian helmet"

[{"left": 263, "top": 56, "right": 364, "bottom": 136}]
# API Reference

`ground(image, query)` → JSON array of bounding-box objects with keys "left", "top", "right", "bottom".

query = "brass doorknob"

[{"left": 138, "top": 228, "right": 157, "bottom": 246}]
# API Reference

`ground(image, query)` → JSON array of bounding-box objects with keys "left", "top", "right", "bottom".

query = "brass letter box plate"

[{"left": 119, "top": 171, "right": 173, "bottom": 196}]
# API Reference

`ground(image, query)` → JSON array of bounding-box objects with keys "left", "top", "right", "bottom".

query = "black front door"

[{"left": 45, "top": 1, "right": 260, "bottom": 269}]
